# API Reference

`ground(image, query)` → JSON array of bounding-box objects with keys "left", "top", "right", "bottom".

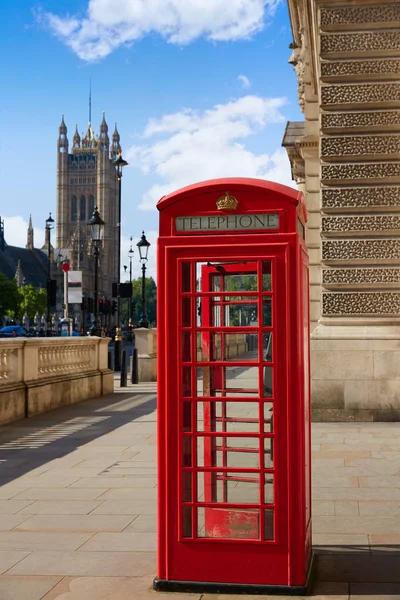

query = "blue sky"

[{"left": 0, "top": 0, "right": 301, "bottom": 278}]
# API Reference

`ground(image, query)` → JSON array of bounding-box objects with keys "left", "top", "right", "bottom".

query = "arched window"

[
  {"left": 71, "top": 196, "right": 78, "bottom": 221},
  {"left": 89, "top": 195, "right": 95, "bottom": 219},
  {"left": 80, "top": 196, "right": 86, "bottom": 221}
]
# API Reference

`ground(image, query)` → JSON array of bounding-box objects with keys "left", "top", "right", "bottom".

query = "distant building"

[{"left": 0, "top": 112, "right": 123, "bottom": 332}]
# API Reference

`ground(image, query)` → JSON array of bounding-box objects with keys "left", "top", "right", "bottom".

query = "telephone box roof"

[{"left": 156, "top": 177, "right": 304, "bottom": 213}]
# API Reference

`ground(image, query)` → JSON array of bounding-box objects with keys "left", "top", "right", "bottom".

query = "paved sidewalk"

[{"left": 0, "top": 382, "right": 399, "bottom": 599}]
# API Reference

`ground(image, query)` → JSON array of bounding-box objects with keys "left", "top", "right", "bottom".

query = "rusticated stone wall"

[{"left": 319, "top": 2, "right": 400, "bottom": 323}]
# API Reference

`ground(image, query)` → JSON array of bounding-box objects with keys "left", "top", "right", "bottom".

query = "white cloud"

[
  {"left": 126, "top": 94, "right": 295, "bottom": 210},
  {"left": 3, "top": 216, "right": 45, "bottom": 249},
  {"left": 38, "top": 0, "right": 282, "bottom": 61},
  {"left": 238, "top": 74, "right": 251, "bottom": 89}
]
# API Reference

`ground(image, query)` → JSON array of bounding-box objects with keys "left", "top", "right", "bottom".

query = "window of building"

[
  {"left": 80, "top": 196, "right": 86, "bottom": 221},
  {"left": 89, "top": 195, "right": 95, "bottom": 219},
  {"left": 71, "top": 196, "right": 78, "bottom": 221}
]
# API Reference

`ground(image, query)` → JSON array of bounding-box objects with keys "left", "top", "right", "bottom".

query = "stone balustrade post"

[{"left": 135, "top": 328, "right": 157, "bottom": 382}]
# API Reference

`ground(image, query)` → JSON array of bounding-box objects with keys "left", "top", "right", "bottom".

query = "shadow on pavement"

[
  {"left": 0, "top": 390, "right": 156, "bottom": 486},
  {"left": 314, "top": 547, "right": 400, "bottom": 595}
]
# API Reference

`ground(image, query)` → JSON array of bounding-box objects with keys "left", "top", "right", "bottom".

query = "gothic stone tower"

[{"left": 56, "top": 113, "right": 122, "bottom": 301}]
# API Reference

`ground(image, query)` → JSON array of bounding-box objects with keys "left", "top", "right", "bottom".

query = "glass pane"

[
  {"left": 198, "top": 472, "right": 260, "bottom": 504},
  {"left": 217, "top": 401, "right": 259, "bottom": 433},
  {"left": 196, "top": 366, "right": 259, "bottom": 397},
  {"left": 182, "top": 367, "right": 192, "bottom": 397},
  {"left": 182, "top": 402, "right": 192, "bottom": 432},
  {"left": 264, "top": 437, "right": 273, "bottom": 469},
  {"left": 262, "top": 262, "right": 272, "bottom": 291},
  {"left": 181, "top": 262, "right": 191, "bottom": 292},
  {"left": 208, "top": 300, "right": 258, "bottom": 327},
  {"left": 263, "top": 403, "right": 273, "bottom": 433},
  {"left": 182, "top": 332, "right": 191, "bottom": 362},
  {"left": 203, "top": 334, "right": 259, "bottom": 362},
  {"left": 263, "top": 298, "right": 272, "bottom": 327},
  {"left": 182, "top": 297, "right": 191, "bottom": 327},
  {"left": 182, "top": 436, "right": 192, "bottom": 467},
  {"left": 196, "top": 436, "right": 260, "bottom": 468},
  {"left": 263, "top": 332, "right": 273, "bottom": 362},
  {"left": 263, "top": 367, "right": 273, "bottom": 398},
  {"left": 198, "top": 507, "right": 260, "bottom": 540},
  {"left": 183, "top": 506, "right": 192, "bottom": 538},
  {"left": 265, "top": 475, "right": 274, "bottom": 504},
  {"left": 264, "top": 509, "right": 274, "bottom": 540},
  {"left": 223, "top": 274, "right": 257, "bottom": 292},
  {"left": 182, "top": 471, "right": 192, "bottom": 502}
]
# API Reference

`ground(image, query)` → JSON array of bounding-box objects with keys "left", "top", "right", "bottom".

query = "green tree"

[
  {"left": 121, "top": 276, "right": 157, "bottom": 327},
  {"left": 0, "top": 273, "right": 20, "bottom": 321},
  {"left": 17, "top": 286, "right": 47, "bottom": 321}
]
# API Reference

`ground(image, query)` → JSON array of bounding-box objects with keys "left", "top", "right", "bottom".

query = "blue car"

[{"left": 0, "top": 325, "right": 31, "bottom": 338}]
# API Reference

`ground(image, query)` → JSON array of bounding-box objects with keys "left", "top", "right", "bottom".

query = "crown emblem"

[{"left": 216, "top": 192, "right": 238, "bottom": 211}]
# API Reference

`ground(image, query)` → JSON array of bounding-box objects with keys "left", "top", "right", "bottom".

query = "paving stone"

[
  {"left": 14, "top": 514, "right": 136, "bottom": 532},
  {"left": 349, "top": 582, "right": 400, "bottom": 599},
  {"left": 314, "top": 516, "right": 400, "bottom": 535},
  {"left": 69, "top": 477, "right": 157, "bottom": 488},
  {"left": 41, "top": 576, "right": 201, "bottom": 600},
  {"left": 359, "top": 502, "right": 400, "bottom": 516},
  {"left": 312, "top": 501, "right": 335, "bottom": 516},
  {"left": 0, "top": 576, "right": 63, "bottom": 600},
  {"left": 0, "top": 514, "right": 35, "bottom": 530},
  {"left": 13, "top": 488, "right": 110, "bottom": 501},
  {"left": 96, "top": 487, "right": 157, "bottom": 500},
  {"left": 313, "top": 533, "right": 369, "bottom": 553},
  {"left": 358, "top": 476, "right": 400, "bottom": 488},
  {"left": 90, "top": 500, "right": 156, "bottom": 515},
  {"left": 17, "top": 501, "right": 104, "bottom": 515},
  {"left": 334, "top": 501, "right": 359, "bottom": 516},
  {"left": 0, "top": 550, "right": 32, "bottom": 574},
  {"left": 7, "top": 550, "right": 157, "bottom": 577},
  {"left": 0, "top": 500, "right": 34, "bottom": 514},
  {"left": 124, "top": 515, "right": 157, "bottom": 533},
  {"left": 79, "top": 532, "right": 156, "bottom": 552}
]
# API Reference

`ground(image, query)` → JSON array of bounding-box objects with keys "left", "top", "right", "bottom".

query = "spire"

[
  {"left": 58, "top": 114, "right": 68, "bottom": 153},
  {"left": 100, "top": 111, "right": 108, "bottom": 133},
  {"left": 89, "top": 74, "right": 92, "bottom": 125},
  {"left": 14, "top": 260, "right": 24, "bottom": 288},
  {"left": 26, "top": 214, "right": 34, "bottom": 250},
  {"left": 73, "top": 124, "right": 81, "bottom": 148},
  {"left": 111, "top": 122, "right": 121, "bottom": 160},
  {"left": 59, "top": 114, "right": 67, "bottom": 135}
]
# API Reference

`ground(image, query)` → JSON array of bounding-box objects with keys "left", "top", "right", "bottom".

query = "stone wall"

[
  {"left": 0, "top": 337, "right": 113, "bottom": 424},
  {"left": 286, "top": 0, "right": 400, "bottom": 420}
]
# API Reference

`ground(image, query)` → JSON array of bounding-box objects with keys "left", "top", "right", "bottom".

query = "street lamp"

[
  {"left": 137, "top": 231, "right": 151, "bottom": 328},
  {"left": 89, "top": 206, "right": 105, "bottom": 336},
  {"left": 113, "top": 150, "right": 128, "bottom": 328},
  {"left": 128, "top": 237, "right": 134, "bottom": 326},
  {"left": 45, "top": 213, "right": 54, "bottom": 337}
]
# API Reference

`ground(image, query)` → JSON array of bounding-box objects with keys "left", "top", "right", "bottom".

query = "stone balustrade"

[{"left": 0, "top": 337, "right": 113, "bottom": 424}]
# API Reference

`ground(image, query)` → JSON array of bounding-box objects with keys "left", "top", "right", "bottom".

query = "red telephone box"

[{"left": 154, "top": 178, "right": 312, "bottom": 595}]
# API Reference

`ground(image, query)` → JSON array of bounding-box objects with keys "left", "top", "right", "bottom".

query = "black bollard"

[
  {"left": 108, "top": 350, "right": 113, "bottom": 371},
  {"left": 131, "top": 347, "right": 138, "bottom": 384},
  {"left": 114, "top": 339, "right": 121, "bottom": 371},
  {"left": 120, "top": 349, "right": 127, "bottom": 387}
]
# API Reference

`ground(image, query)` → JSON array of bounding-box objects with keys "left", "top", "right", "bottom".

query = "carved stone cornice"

[
  {"left": 322, "top": 215, "right": 400, "bottom": 235},
  {"left": 321, "top": 58, "right": 400, "bottom": 82},
  {"left": 323, "top": 267, "right": 400, "bottom": 287},
  {"left": 322, "top": 187, "right": 400, "bottom": 211},
  {"left": 321, "top": 111, "right": 400, "bottom": 133},
  {"left": 322, "top": 239, "right": 400, "bottom": 263},
  {"left": 321, "top": 134, "right": 400, "bottom": 161},
  {"left": 323, "top": 292, "right": 400, "bottom": 316},
  {"left": 322, "top": 162, "right": 400, "bottom": 184},
  {"left": 321, "top": 31, "right": 400, "bottom": 58},
  {"left": 320, "top": 5, "right": 400, "bottom": 32},
  {"left": 321, "top": 83, "right": 400, "bottom": 109}
]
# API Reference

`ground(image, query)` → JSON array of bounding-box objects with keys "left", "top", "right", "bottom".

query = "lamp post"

[
  {"left": 137, "top": 231, "right": 151, "bottom": 328},
  {"left": 46, "top": 213, "right": 54, "bottom": 337},
  {"left": 89, "top": 206, "right": 105, "bottom": 337},
  {"left": 128, "top": 238, "right": 134, "bottom": 326},
  {"left": 113, "top": 150, "right": 128, "bottom": 327}
]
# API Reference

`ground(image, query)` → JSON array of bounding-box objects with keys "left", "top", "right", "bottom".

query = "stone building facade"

[
  {"left": 284, "top": 0, "right": 400, "bottom": 420},
  {"left": 56, "top": 114, "right": 122, "bottom": 329}
]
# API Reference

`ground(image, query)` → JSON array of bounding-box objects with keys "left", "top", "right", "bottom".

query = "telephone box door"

[{"left": 165, "top": 245, "right": 290, "bottom": 586}]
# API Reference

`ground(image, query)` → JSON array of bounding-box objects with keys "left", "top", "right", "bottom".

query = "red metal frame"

[{"left": 156, "top": 178, "right": 311, "bottom": 592}]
